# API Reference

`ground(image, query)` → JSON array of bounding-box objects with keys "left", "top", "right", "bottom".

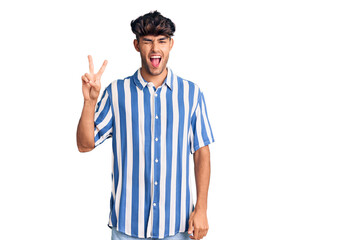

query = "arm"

[
  {"left": 188, "top": 145, "right": 211, "bottom": 240},
  {"left": 76, "top": 100, "right": 97, "bottom": 152},
  {"left": 76, "top": 55, "right": 108, "bottom": 152}
]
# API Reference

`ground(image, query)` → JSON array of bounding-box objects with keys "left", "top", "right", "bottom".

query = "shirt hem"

[{"left": 108, "top": 223, "right": 190, "bottom": 239}]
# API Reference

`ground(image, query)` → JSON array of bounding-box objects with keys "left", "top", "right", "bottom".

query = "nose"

[{"left": 151, "top": 41, "right": 159, "bottom": 52}]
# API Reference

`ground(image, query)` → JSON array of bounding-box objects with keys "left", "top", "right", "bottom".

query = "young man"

[{"left": 76, "top": 11, "right": 215, "bottom": 240}]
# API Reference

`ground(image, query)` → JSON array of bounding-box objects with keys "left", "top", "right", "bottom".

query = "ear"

[
  {"left": 134, "top": 39, "right": 140, "bottom": 52},
  {"left": 170, "top": 38, "right": 174, "bottom": 50}
]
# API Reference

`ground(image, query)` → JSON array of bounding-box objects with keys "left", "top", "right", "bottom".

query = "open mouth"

[{"left": 150, "top": 56, "right": 161, "bottom": 68}]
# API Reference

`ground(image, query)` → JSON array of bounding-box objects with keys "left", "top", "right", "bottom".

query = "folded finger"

[
  {"left": 85, "top": 73, "right": 94, "bottom": 82},
  {"left": 194, "top": 229, "right": 199, "bottom": 240},
  {"left": 82, "top": 75, "right": 89, "bottom": 83},
  {"left": 196, "top": 231, "right": 202, "bottom": 240}
]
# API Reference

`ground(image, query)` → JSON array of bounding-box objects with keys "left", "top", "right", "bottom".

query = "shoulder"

[
  {"left": 174, "top": 73, "right": 201, "bottom": 93},
  {"left": 99, "top": 78, "right": 125, "bottom": 100},
  {"left": 106, "top": 77, "right": 132, "bottom": 90},
  {"left": 110, "top": 77, "right": 131, "bottom": 86}
]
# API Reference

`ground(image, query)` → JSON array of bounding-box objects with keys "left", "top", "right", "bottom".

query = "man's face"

[{"left": 134, "top": 35, "right": 174, "bottom": 76}]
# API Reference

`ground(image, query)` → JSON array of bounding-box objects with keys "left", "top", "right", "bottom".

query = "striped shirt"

[{"left": 93, "top": 67, "right": 215, "bottom": 239}]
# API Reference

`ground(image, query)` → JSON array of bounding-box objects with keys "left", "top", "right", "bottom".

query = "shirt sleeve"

[
  {"left": 189, "top": 89, "right": 215, "bottom": 154},
  {"left": 94, "top": 87, "right": 113, "bottom": 148}
]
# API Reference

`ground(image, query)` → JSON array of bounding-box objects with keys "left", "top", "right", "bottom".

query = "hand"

[
  {"left": 188, "top": 208, "right": 209, "bottom": 240},
  {"left": 81, "top": 55, "right": 108, "bottom": 102}
]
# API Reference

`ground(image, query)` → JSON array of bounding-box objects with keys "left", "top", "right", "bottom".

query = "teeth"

[{"left": 151, "top": 56, "right": 161, "bottom": 59}]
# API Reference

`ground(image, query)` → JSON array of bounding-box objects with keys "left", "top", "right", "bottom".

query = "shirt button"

[
  {"left": 155, "top": 138, "right": 158, "bottom": 141},
  {"left": 153, "top": 203, "right": 157, "bottom": 207},
  {"left": 155, "top": 181, "right": 158, "bottom": 185},
  {"left": 155, "top": 115, "right": 159, "bottom": 119},
  {"left": 155, "top": 159, "right": 158, "bottom": 163},
  {"left": 155, "top": 93, "right": 158, "bottom": 97}
]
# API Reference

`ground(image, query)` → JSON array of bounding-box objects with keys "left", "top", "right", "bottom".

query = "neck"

[{"left": 140, "top": 67, "right": 168, "bottom": 88}]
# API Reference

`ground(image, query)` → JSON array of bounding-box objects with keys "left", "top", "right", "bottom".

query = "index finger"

[
  {"left": 88, "top": 55, "right": 94, "bottom": 74},
  {"left": 97, "top": 59, "right": 108, "bottom": 77}
]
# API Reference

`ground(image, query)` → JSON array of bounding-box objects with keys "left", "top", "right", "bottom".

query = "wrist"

[
  {"left": 84, "top": 99, "right": 97, "bottom": 107},
  {"left": 195, "top": 203, "right": 207, "bottom": 212}
]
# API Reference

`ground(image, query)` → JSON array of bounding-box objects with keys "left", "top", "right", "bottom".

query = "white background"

[{"left": 1, "top": 0, "right": 358, "bottom": 239}]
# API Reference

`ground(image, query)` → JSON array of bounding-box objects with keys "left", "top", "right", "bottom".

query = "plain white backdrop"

[{"left": 1, "top": 0, "right": 358, "bottom": 239}]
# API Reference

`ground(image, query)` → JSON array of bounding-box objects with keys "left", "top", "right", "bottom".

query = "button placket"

[{"left": 152, "top": 87, "right": 161, "bottom": 214}]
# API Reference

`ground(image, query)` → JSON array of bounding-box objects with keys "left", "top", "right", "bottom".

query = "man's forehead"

[{"left": 140, "top": 35, "right": 170, "bottom": 40}]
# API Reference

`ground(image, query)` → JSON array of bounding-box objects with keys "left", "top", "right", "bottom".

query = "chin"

[
  {"left": 147, "top": 64, "right": 166, "bottom": 76},
  {"left": 150, "top": 68, "right": 164, "bottom": 76}
]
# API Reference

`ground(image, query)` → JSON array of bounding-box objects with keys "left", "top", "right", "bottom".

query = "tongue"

[{"left": 151, "top": 58, "right": 160, "bottom": 67}]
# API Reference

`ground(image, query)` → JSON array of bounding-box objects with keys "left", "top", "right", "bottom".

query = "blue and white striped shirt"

[{"left": 93, "top": 67, "right": 215, "bottom": 239}]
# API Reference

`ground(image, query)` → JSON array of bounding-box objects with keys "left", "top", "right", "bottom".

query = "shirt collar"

[{"left": 133, "top": 67, "right": 173, "bottom": 91}]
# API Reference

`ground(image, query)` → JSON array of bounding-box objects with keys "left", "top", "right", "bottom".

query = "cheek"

[
  {"left": 161, "top": 48, "right": 168, "bottom": 56},
  {"left": 139, "top": 45, "right": 148, "bottom": 55},
  {"left": 164, "top": 49, "right": 171, "bottom": 59},
  {"left": 139, "top": 50, "right": 148, "bottom": 60}
]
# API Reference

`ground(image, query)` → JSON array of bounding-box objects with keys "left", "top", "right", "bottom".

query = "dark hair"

[{"left": 131, "top": 10, "right": 176, "bottom": 41}]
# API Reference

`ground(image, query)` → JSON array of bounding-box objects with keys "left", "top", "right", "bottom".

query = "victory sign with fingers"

[{"left": 81, "top": 55, "right": 108, "bottom": 102}]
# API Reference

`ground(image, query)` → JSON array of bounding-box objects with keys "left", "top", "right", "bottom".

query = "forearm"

[
  {"left": 76, "top": 100, "right": 97, "bottom": 152},
  {"left": 193, "top": 146, "right": 211, "bottom": 211}
]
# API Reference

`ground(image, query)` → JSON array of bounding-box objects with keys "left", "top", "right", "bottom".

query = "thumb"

[
  {"left": 188, "top": 219, "right": 194, "bottom": 234},
  {"left": 88, "top": 80, "right": 100, "bottom": 90}
]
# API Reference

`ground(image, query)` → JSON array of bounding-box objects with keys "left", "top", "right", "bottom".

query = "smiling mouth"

[{"left": 150, "top": 56, "right": 161, "bottom": 68}]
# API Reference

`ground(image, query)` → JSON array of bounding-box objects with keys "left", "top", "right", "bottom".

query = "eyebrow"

[
  {"left": 143, "top": 38, "right": 153, "bottom": 42},
  {"left": 142, "top": 37, "right": 169, "bottom": 42}
]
